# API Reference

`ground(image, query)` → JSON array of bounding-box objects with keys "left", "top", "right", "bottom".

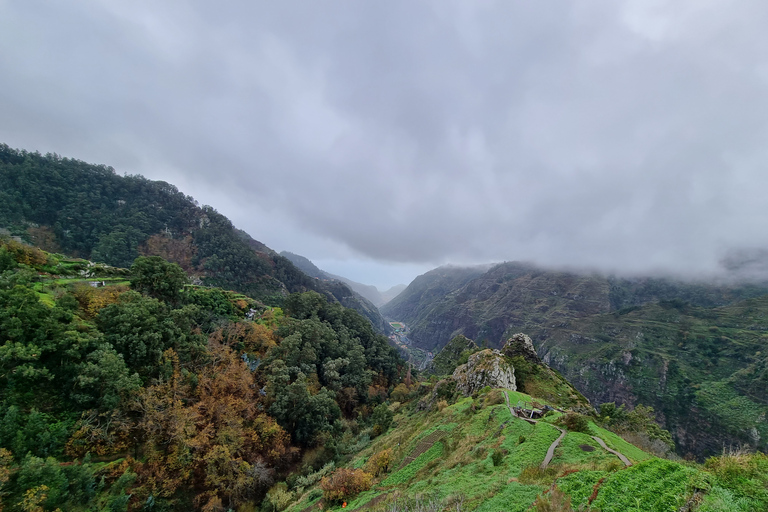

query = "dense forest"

[
  {"left": 0, "top": 144, "right": 389, "bottom": 334},
  {"left": 0, "top": 239, "right": 404, "bottom": 510}
]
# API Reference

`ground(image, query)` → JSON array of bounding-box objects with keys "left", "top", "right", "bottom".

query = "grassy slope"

[{"left": 285, "top": 388, "right": 757, "bottom": 512}]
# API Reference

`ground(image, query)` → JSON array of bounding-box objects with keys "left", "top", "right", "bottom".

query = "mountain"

[
  {"left": 0, "top": 143, "right": 389, "bottom": 332},
  {"left": 280, "top": 251, "right": 329, "bottom": 280},
  {"left": 279, "top": 250, "right": 404, "bottom": 308},
  {"left": 380, "top": 283, "right": 406, "bottom": 304},
  {"left": 2, "top": 238, "right": 765, "bottom": 510},
  {"left": 382, "top": 261, "right": 768, "bottom": 458}
]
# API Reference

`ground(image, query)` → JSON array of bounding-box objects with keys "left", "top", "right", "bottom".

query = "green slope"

[{"left": 285, "top": 387, "right": 768, "bottom": 512}]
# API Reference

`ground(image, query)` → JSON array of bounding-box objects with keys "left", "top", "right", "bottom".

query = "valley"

[
  {"left": 388, "top": 321, "right": 433, "bottom": 371},
  {"left": 1, "top": 143, "right": 766, "bottom": 510}
]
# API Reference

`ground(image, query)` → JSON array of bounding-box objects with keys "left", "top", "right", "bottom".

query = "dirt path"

[
  {"left": 591, "top": 436, "right": 632, "bottom": 466},
  {"left": 539, "top": 426, "right": 567, "bottom": 469},
  {"left": 502, "top": 391, "right": 566, "bottom": 469}
]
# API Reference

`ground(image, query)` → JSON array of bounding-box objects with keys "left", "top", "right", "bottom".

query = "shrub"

[
  {"left": 320, "top": 468, "right": 372, "bottom": 503},
  {"left": 491, "top": 449, "right": 508, "bottom": 467},
  {"left": 560, "top": 412, "right": 591, "bottom": 434},
  {"left": 370, "top": 403, "right": 394, "bottom": 437},
  {"left": 519, "top": 465, "right": 558, "bottom": 485},
  {"left": 484, "top": 389, "right": 505, "bottom": 406},
  {"left": 265, "top": 483, "right": 292, "bottom": 512},
  {"left": 391, "top": 383, "right": 410, "bottom": 402},
  {"left": 365, "top": 449, "right": 393, "bottom": 476}
]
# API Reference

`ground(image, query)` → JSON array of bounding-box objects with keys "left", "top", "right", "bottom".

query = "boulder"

[
  {"left": 452, "top": 349, "right": 516, "bottom": 396},
  {"left": 502, "top": 333, "right": 542, "bottom": 365}
]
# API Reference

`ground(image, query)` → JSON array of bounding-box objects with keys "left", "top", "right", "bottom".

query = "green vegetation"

[
  {"left": 0, "top": 241, "right": 404, "bottom": 510},
  {"left": 274, "top": 380, "right": 768, "bottom": 512},
  {"left": 0, "top": 143, "right": 390, "bottom": 330},
  {"left": 428, "top": 335, "right": 479, "bottom": 376},
  {"left": 588, "top": 459, "right": 699, "bottom": 511}
]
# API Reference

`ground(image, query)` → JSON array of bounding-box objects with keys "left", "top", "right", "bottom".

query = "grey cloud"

[{"left": 2, "top": 1, "right": 768, "bottom": 285}]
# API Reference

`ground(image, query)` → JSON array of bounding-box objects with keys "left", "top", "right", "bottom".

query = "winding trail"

[
  {"left": 591, "top": 436, "right": 632, "bottom": 466},
  {"left": 502, "top": 390, "right": 566, "bottom": 469},
  {"left": 539, "top": 426, "right": 567, "bottom": 469}
]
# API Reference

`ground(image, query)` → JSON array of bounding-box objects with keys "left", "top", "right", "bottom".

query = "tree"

[{"left": 129, "top": 256, "right": 187, "bottom": 303}]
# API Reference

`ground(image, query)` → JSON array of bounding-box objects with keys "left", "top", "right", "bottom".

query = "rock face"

[
  {"left": 502, "top": 333, "right": 542, "bottom": 365},
  {"left": 452, "top": 349, "right": 516, "bottom": 396}
]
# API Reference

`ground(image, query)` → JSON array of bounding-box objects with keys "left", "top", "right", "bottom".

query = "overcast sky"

[{"left": 2, "top": 1, "right": 768, "bottom": 289}]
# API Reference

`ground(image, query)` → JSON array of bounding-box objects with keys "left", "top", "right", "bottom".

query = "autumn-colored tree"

[
  {"left": 364, "top": 449, "right": 392, "bottom": 477},
  {"left": 319, "top": 468, "right": 372, "bottom": 503},
  {"left": 139, "top": 234, "right": 197, "bottom": 273},
  {"left": 65, "top": 410, "right": 133, "bottom": 458},
  {"left": 209, "top": 321, "right": 276, "bottom": 356},
  {"left": 132, "top": 345, "right": 293, "bottom": 509},
  {"left": 71, "top": 283, "right": 127, "bottom": 319},
  {"left": 0, "top": 448, "right": 12, "bottom": 511}
]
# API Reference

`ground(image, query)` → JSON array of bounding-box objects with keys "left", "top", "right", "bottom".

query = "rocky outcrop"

[
  {"left": 452, "top": 349, "right": 516, "bottom": 396},
  {"left": 502, "top": 333, "right": 542, "bottom": 365}
]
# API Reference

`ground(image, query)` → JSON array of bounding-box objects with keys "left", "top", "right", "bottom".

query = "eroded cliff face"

[
  {"left": 452, "top": 349, "right": 516, "bottom": 396},
  {"left": 540, "top": 330, "right": 767, "bottom": 460}
]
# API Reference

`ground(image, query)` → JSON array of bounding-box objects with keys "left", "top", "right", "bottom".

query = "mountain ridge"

[{"left": 0, "top": 143, "right": 390, "bottom": 333}]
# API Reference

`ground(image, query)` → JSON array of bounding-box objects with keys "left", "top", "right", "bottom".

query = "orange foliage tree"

[{"left": 132, "top": 343, "right": 293, "bottom": 509}]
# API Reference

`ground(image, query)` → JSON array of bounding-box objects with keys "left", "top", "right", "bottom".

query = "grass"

[
  {"left": 382, "top": 442, "right": 445, "bottom": 486},
  {"left": 472, "top": 481, "right": 544, "bottom": 512},
  {"left": 697, "top": 486, "right": 759, "bottom": 512},
  {"left": 556, "top": 470, "right": 609, "bottom": 509},
  {"left": 285, "top": 390, "right": 683, "bottom": 512},
  {"left": 504, "top": 422, "right": 561, "bottom": 476},
  {"left": 556, "top": 432, "right": 616, "bottom": 466},
  {"left": 589, "top": 423, "right": 653, "bottom": 463},
  {"left": 588, "top": 459, "right": 700, "bottom": 512}
]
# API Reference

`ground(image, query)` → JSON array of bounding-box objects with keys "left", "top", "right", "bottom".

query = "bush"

[
  {"left": 560, "top": 412, "right": 591, "bottom": 434},
  {"left": 532, "top": 487, "right": 574, "bottom": 511},
  {"left": 370, "top": 403, "right": 394, "bottom": 437},
  {"left": 265, "top": 483, "right": 292, "bottom": 512},
  {"left": 391, "top": 383, "right": 410, "bottom": 402},
  {"left": 365, "top": 449, "right": 393, "bottom": 476},
  {"left": 484, "top": 389, "right": 504, "bottom": 406},
  {"left": 320, "top": 468, "right": 372, "bottom": 503},
  {"left": 491, "top": 449, "right": 508, "bottom": 467}
]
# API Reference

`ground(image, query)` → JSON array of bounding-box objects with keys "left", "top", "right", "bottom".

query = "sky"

[{"left": 2, "top": 1, "right": 768, "bottom": 289}]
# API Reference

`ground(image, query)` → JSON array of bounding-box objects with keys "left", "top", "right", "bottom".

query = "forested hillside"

[
  {"left": 0, "top": 240, "right": 403, "bottom": 510},
  {"left": 382, "top": 262, "right": 768, "bottom": 458},
  {"left": 0, "top": 144, "right": 389, "bottom": 333},
  {"left": 280, "top": 251, "right": 397, "bottom": 308}
]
